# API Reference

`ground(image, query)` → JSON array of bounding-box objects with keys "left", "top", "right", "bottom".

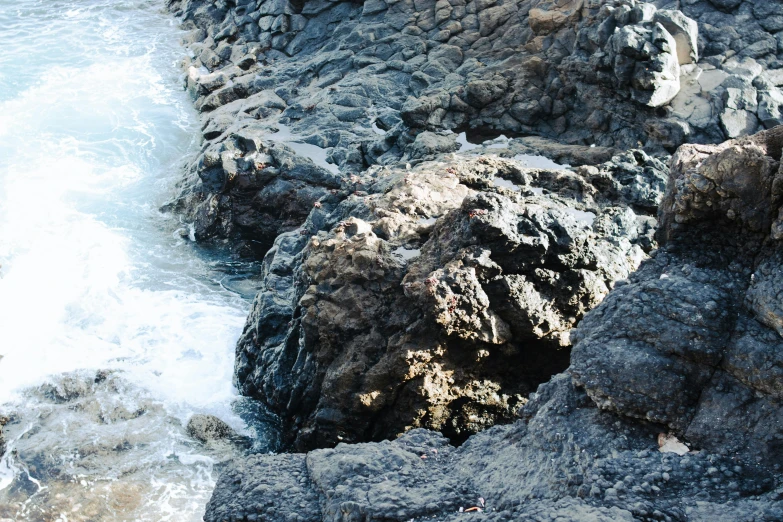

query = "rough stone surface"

[
  {"left": 205, "top": 375, "right": 783, "bottom": 522},
  {"left": 165, "top": 0, "right": 783, "bottom": 254},
  {"left": 235, "top": 152, "right": 664, "bottom": 450},
  {"left": 0, "top": 371, "right": 265, "bottom": 521},
  {"left": 0, "top": 416, "right": 6, "bottom": 458},
  {"left": 164, "top": 0, "right": 783, "bottom": 518},
  {"left": 572, "top": 126, "right": 783, "bottom": 464},
  {"left": 187, "top": 414, "right": 242, "bottom": 444}
]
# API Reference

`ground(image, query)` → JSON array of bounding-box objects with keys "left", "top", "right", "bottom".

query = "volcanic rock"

[
  {"left": 234, "top": 152, "right": 666, "bottom": 450},
  {"left": 571, "top": 125, "right": 783, "bottom": 463}
]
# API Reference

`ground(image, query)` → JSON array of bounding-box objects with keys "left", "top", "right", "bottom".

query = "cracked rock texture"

[
  {"left": 235, "top": 152, "right": 664, "bottom": 449},
  {"left": 0, "top": 416, "right": 6, "bottom": 459},
  {"left": 203, "top": 129, "right": 783, "bottom": 522},
  {"left": 163, "top": 0, "right": 783, "bottom": 518},
  {"left": 165, "top": 0, "right": 783, "bottom": 255}
]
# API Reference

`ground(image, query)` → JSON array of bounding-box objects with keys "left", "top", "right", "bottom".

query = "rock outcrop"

[
  {"left": 163, "top": 0, "right": 783, "bottom": 517},
  {"left": 571, "top": 125, "right": 783, "bottom": 464},
  {"left": 205, "top": 375, "right": 783, "bottom": 522},
  {"left": 235, "top": 151, "right": 665, "bottom": 449},
  {"left": 0, "top": 416, "right": 6, "bottom": 459},
  {"left": 203, "top": 128, "right": 783, "bottom": 521},
  {"left": 165, "top": 0, "right": 783, "bottom": 255}
]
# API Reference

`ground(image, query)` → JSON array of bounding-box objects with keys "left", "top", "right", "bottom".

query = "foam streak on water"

[{"left": 0, "top": 1, "right": 257, "bottom": 520}]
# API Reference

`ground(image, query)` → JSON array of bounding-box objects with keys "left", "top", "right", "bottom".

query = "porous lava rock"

[
  {"left": 165, "top": 0, "right": 783, "bottom": 254},
  {"left": 571, "top": 125, "right": 783, "bottom": 464},
  {"left": 203, "top": 128, "right": 783, "bottom": 522},
  {"left": 204, "top": 375, "right": 783, "bottom": 522},
  {"left": 235, "top": 152, "right": 665, "bottom": 449}
]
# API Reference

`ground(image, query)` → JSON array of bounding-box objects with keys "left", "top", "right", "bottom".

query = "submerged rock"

[
  {"left": 235, "top": 152, "right": 665, "bottom": 450},
  {"left": 0, "top": 371, "right": 260, "bottom": 521}
]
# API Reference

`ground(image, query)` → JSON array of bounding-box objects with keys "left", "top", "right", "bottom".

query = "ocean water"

[{"left": 0, "top": 1, "right": 269, "bottom": 520}]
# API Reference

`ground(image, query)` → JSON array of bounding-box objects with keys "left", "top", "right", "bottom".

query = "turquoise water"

[{"left": 0, "top": 1, "right": 261, "bottom": 519}]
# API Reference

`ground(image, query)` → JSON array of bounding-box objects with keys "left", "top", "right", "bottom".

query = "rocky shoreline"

[
  {"left": 200, "top": 128, "right": 783, "bottom": 521},
  {"left": 159, "top": 0, "right": 783, "bottom": 520}
]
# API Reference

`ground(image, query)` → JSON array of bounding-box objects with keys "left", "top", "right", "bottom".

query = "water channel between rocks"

[{"left": 0, "top": 1, "right": 276, "bottom": 520}]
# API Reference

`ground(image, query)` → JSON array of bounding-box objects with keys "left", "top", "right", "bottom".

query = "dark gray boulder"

[
  {"left": 205, "top": 374, "right": 783, "bottom": 522},
  {"left": 187, "top": 414, "right": 241, "bottom": 444},
  {"left": 168, "top": 125, "right": 343, "bottom": 257},
  {"left": 234, "top": 152, "right": 665, "bottom": 450},
  {"left": 571, "top": 126, "right": 783, "bottom": 464}
]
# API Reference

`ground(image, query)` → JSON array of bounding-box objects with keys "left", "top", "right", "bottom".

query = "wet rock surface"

[
  {"left": 187, "top": 414, "right": 247, "bottom": 447},
  {"left": 0, "top": 371, "right": 273, "bottom": 522},
  {"left": 203, "top": 129, "right": 783, "bottom": 521},
  {"left": 162, "top": 0, "right": 783, "bottom": 519},
  {"left": 234, "top": 152, "right": 663, "bottom": 449}
]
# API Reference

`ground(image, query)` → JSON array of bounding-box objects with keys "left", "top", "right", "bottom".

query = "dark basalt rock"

[
  {"left": 169, "top": 126, "right": 343, "bottom": 257},
  {"left": 571, "top": 126, "right": 783, "bottom": 464},
  {"left": 0, "top": 415, "right": 6, "bottom": 458},
  {"left": 234, "top": 152, "right": 665, "bottom": 450},
  {"left": 204, "top": 375, "right": 783, "bottom": 522},
  {"left": 203, "top": 129, "right": 783, "bottom": 522},
  {"left": 165, "top": 0, "right": 783, "bottom": 255},
  {"left": 163, "top": 0, "right": 783, "bottom": 518}
]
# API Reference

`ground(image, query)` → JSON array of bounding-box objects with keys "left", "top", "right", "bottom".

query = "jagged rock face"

[
  {"left": 166, "top": 0, "right": 783, "bottom": 254},
  {"left": 204, "top": 375, "right": 783, "bottom": 522},
  {"left": 234, "top": 152, "right": 665, "bottom": 449},
  {"left": 170, "top": 126, "right": 343, "bottom": 256},
  {"left": 571, "top": 126, "right": 783, "bottom": 463},
  {"left": 0, "top": 416, "right": 6, "bottom": 458}
]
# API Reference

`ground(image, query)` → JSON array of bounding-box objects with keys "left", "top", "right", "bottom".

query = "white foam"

[{"left": 0, "top": 0, "right": 252, "bottom": 518}]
